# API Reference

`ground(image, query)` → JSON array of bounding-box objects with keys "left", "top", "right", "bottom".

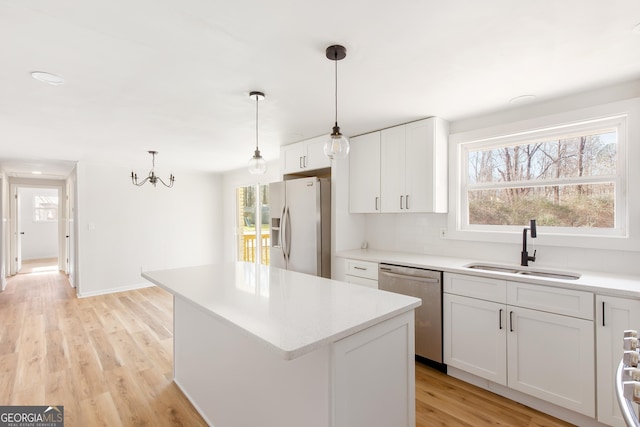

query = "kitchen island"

[{"left": 142, "top": 262, "right": 421, "bottom": 427}]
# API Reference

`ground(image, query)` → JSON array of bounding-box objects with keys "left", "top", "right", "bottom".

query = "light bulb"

[
  {"left": 324, "top": 125, "right": 350, "bottom": 159},
  {"left": 248, "top": 150, "right": 267, "bottom": 175}
]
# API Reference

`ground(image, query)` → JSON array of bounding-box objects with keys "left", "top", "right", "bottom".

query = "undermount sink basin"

[{"left": 465, "top": 263, "right": 581, "bottom": 280}]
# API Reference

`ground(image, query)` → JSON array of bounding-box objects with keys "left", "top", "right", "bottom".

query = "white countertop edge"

[
  {"left": 143, "top": 269, "right": 421, "bottom": 360},
  {"left": 338, "top": 249, "right": 640, "bottom": 298}
]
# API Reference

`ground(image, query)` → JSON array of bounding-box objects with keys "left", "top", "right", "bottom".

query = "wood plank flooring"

[
  {"left": 0, "top": 270, "right": 206, "bottom": 426},
  {"left": 0, "top": 270, "right": 575, "bottom": 426}
]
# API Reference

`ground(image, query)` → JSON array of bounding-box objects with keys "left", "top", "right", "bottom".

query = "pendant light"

[
  {"left": 324, "top": 45, "right": 349, "bottom": 159},
  {"left": 248, "top": 91, "right": 267, "bottom": 175}
]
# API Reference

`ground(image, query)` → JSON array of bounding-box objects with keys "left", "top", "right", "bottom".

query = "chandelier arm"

[
  {"left": 156, "top": 176, "right": 174, "bottom": 188},
  {"left": 134, "top": 176, "right": 151, "bottom": 187}
]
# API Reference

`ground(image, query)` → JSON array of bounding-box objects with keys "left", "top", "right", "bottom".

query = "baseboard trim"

[{"left": 77, "top": 282, "right": 154, "bottom": 298}]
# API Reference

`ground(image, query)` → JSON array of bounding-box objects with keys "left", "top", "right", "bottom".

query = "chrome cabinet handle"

[
  {"left": 509, "top": 311, "right": 514, "bottom": 332},
  {"left": 499, "top": 309, "right": 503, "bottom": 330},
  {"left": 303, "top": 156, "right": 307, "bottom": 168},
  {"left": 400, "top": 195, "right": 404, "bottom": 209},
  {"left": 375, "top": 196, "right": 379, "bottom": 211},
  {"left": 353, "top": 266, "right": 367, "bottom": 271},
  {"left": 299, "top": 157, "right": 303, "bottom": 169},
  {"left": 406, "top": 194, "right": 410, "bottom": 210}
]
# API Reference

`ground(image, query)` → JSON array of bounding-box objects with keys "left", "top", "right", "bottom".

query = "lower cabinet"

[
  {"left": 443, "top": 273, "right": 595, "bottom": 418},
  {"left": 595, "top": 295, "right": 640, "bottom": 427},
  {"left": 344, "top": 259, "right": 378, "bottom": 288}
]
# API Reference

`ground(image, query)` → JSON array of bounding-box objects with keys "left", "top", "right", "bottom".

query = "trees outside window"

[
  {"left": 236, "top": 185, "right": 270, "bottom": 264},
  {"left": 460, "top": 115, "right": 625, "bottom": 235}
]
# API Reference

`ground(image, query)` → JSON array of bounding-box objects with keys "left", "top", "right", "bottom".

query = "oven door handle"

[{"left": 379, "top": 270, "right": 439, "bottom": 283}]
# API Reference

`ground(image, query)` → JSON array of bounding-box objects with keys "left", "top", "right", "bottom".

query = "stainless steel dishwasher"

[{"left": 378, "top": 263, "right": 443, "bottom": 366}]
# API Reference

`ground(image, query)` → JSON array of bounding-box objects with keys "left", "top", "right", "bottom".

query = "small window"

[
  {"left": 236, "top": 184, "right": 270, "bottom": 265},
  {"left": 34, "top": 195, "right": 58, "bottom": 222},
  {"left": 459, "top": 115, "right": 626, "bottom": 236}
]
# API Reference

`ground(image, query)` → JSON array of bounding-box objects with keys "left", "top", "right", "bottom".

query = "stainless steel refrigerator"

[{"left": 269, "top": 177, "right": 331, "bottom": 278}]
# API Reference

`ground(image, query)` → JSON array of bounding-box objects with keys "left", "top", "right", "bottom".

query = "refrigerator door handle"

[
  {"left": 284, "top": 206, "right": 292, "bottom": 261},
  {"left": 280, "top": 205, "right": 288, "bottom": 262}
]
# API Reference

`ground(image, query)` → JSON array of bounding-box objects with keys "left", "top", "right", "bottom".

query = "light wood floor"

[
  {"left": 18, "top": 258, "right": 59, "bottom": 274},
  {"left": 0, "top": 271, "right": 575, "bottom": 426}
]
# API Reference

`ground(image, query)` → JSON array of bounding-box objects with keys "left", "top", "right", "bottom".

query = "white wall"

[
  {"left": 359, "top": 79, "right": 640, "bottom": 276},
  {"left": 18, "top": 187, "right": 58, "bottom": 260},
  {"left": 0, "top": 174, "right": 6, "bottom": 290},
  {"left": 76, "top": 161, "right": 223, "bottom": 297}
]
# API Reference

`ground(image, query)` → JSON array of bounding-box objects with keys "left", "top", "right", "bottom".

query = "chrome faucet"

[{"left": 521, "top": 219, "right": 537, "bottom": 266}]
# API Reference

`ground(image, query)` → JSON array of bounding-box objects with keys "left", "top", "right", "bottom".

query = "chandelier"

[{"left": 131, "top": 151, "right": 175, "bottom": 188}]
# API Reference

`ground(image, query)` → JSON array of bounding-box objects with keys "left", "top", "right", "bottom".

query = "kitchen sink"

[{"left": 465, "top": 263, "right": 581, "bottom": 280}]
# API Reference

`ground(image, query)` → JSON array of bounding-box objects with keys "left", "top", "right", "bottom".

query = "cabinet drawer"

[
  {"left": 345, "top": 275, "right": 378, "bottom": 289},
  {"left": 346, "top": 260, "right": 378, "bottom": 280},
  {"left": 443, "top": 273, "right": 506, "bottom": 303},
  {"left": 507, "top": 282, "right": 593, "bottom": 320}
]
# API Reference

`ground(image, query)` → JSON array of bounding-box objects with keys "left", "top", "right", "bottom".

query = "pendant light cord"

[
  {"left": 255, "top": 94, "right": 259, "bottom": 151},
  {"left": 334, "top": 54, "right": 338, "bottom": 125}
]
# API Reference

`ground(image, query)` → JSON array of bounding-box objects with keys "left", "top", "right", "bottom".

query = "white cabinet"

[
  {"left": 595, "top": 295, "right": 640, "bottom": 427},
  {"left": 349, "top": 117, "right": 448, "bottom": 214},
  {"left": 349, "top": 133, "right": 381, "bottom": 213},
  {"left": 507, "top": 305, "right": 594, "bottom": 416},
  {"left": 333, "top": 310, "right": 415, "bottom": 427},
  {"left": 380, "top": 117, "right": 448, "bottom": 213},
  {"left": 443, "top": 273, "right": 595, "bottom": 417},
  {"left": 281, "top": 135, "right": 331, "bottom": 174},
  {"left": 344, "top": 259, "right": 378, "bottom": 288},
  {"left": 443, "top": 293, "right": 507, "bottom": 384}
]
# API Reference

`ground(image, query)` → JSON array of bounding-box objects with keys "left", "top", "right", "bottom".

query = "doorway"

[{"left": 9, "top": 183, "right": 65, "bottom": 276}]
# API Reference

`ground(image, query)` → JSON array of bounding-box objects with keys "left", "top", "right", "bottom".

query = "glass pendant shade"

[
  {"left": 324, "top": 125, "right": 350, "bottom": 159},
  {"left": 248, "top": 149, "right": 267, "bottom": 175}
]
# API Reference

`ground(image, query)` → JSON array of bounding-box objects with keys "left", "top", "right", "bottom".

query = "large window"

[{"left": 458, "top": 114, "right": 626, "bottom": 237}]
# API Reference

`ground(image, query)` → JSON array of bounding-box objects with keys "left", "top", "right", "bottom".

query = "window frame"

[
  {"left": 33, "top": 194, "right": 59, "bottom": 223},
  {"left": 448, "top": 99, "right": 639, "bottom": 251}
]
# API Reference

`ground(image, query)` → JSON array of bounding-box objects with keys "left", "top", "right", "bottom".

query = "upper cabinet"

[
  {"left": 350, "top": 117, "right": 448, "bottom": 214},
  {"left": 349, "top": 132, "right": 381, "bottom": 213},
  {"left": 281, "top": 135, "right": 331, "bottom": 174}
]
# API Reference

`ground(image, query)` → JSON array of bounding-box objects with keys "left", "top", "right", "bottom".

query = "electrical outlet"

[{"left": 439, "top": 228, "right": 447, "bottom": 238}]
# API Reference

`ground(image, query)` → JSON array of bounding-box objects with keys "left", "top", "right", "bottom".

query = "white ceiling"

[{"left": 1, "top": 0, "right": 639, "bottom": 177}]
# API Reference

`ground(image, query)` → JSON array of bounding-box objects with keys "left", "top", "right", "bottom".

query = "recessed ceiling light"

[
  {"left": 509, "top": 94, "right": 536, "bottom": 105},
  {"left": 31, "top": 71, "right": 65, "bottom": 85},
  {"left": 633, "top": 23, "right": 640, "bottom": 34},
  {"left": 32, "top": 171, "right": 42, "bottom": 175}
]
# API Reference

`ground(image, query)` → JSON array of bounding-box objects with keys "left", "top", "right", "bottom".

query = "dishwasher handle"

[{"left": 379, "top": 270, "right": 440, "bottom": 284}]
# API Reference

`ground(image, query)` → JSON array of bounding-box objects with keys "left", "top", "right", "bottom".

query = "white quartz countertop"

[
  {"left": 142, "top": 262, "right": 421, "bottom": 360},
  {"left": 338, "top": 249, "right": 640, "bottom": 299}
]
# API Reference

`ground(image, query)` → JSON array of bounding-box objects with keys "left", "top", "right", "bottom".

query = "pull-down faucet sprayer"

[{"left": 521, "top": 219, "right": 537, "bottom": 266}]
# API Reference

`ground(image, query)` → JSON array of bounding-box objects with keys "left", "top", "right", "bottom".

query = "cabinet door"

[
  {"left": 333, "top": 311, "right": 415, "bottom": 427},
  {"left": 305, "top": 136, "right": 332, "bottom": 170},
  {"left": 349, "top": 132, "right": 381, "bottom": 213},
  {"left": 596, "top": 295, "right": 640, "bottom": 427},
  {"left": 507, "top": 306, "right": 595, "bottom": 417},
  {"left": 380, "top": 125, "right": 406, "bottom": 213},
  {"left": 281, "top": 143, "right": 305, "bottom": 174},
  {"left": 443, "top": 293, "right": 507, "bottom": 385},
  {"left": 404, "top": 120, "right": 432, "bottom": 212}
]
